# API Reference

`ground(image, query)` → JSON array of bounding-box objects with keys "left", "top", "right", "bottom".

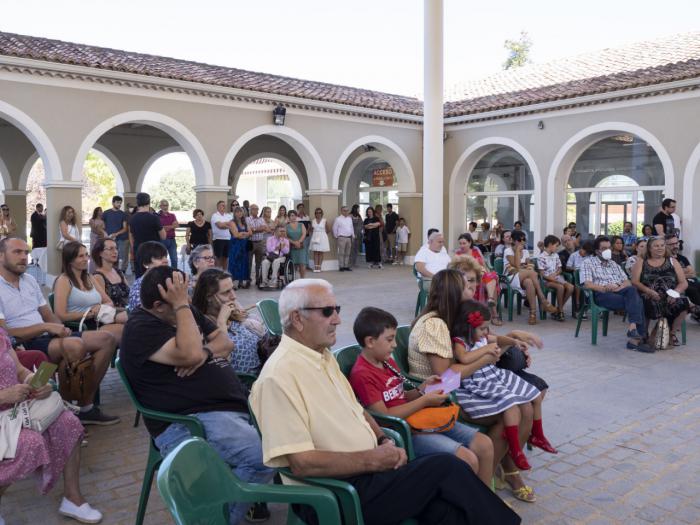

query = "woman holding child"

[{"left": 407, "top": 268, "right": 556, "bottom": 503}]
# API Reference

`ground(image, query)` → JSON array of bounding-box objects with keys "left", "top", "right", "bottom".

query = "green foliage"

[
  {"left": 146, "top": 169, "right": 196, "bottom": 211},
  {"left": 82, "top": 151, "right": 116, "bottom": 222},
  {"left": 503, "top": 31, "right": 532, "bottom": 70}
]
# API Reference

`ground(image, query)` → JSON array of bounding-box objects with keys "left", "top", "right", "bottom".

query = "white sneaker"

[{"left": 59, "top": 498, "right": 103, "bottom": 523}]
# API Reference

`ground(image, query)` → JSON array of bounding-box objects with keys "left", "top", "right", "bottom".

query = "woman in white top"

[
  {"left": 504, "top": 230, "right": 557, "bottom": 324},
  {"left": 309, "top": 207, "right": 330, "bottom": 273},
  {"left": 53, "top": 241, "right": 127, "bottom": 342},
  {"left": 0, "top": 204, "right": 17, "bottom": 239},
  {"left": 58, "top": 206, "right": 80, "bottom": 248}
]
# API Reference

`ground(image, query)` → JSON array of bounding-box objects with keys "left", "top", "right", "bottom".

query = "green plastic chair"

[
  {"left": 532, "top": 258, "right": 558, "bottom": 320},
  {"left": 48, "top": 292, "right": 82, "bottom": 331},
  {"left": 411, "top": 264, "right": 428, "bottom": 316},
  {"left": 493, "top": 258, "right": 522, "bottom": 321},
  {"left": 573, "top": 270, "right": 611, "bottom": 345},
  {"left": 116, "top": 358, "right": 206, "bottom": 525},
  {"left": 256, "top": 299, "right": 283, "bottom": 337},
  {"left": 333, "top": 344, "right": 415, "bottom": 460},
  {"left": 157, "top": 437, "right": 341, "bottom": 525},
  {"left": 247, "top": 400, "right": 415, "bottom": 525}
]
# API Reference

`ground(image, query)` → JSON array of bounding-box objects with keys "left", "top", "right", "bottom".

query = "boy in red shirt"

[{"left": 349, "top": 307, "right": 494, "bottom": 486}]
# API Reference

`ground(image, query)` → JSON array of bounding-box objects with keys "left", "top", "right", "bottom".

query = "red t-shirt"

[{"left": 349, "top": 355, "right": 406, "bottom": 409}]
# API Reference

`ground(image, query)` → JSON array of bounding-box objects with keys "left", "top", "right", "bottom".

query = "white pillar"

[{"left": 423, "top": 0, "right": 444, "bottom": 234}]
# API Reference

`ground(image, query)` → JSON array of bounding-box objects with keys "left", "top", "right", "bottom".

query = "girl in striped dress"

[{"left": 451, "top": 301, "right": 555, "bottom": 471}]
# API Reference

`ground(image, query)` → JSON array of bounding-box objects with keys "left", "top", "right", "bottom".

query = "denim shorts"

[{"left": 411, "top": 421, "right": 479, "bottom": 457}]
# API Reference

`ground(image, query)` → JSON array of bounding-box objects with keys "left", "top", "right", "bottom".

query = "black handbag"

[{"left": 497, "top": 346, "right": 528, "bottom": 372}]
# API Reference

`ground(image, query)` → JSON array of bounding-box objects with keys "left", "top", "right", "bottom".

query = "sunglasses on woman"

[{"left": 301, "top": 305, "right": 341, "bottom": 317}]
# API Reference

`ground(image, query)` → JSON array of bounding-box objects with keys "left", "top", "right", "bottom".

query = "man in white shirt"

[
  {"left": 211, "top": 200, "right": 233, "bottom": 270},
  {"left": 415, "top": 232, "right": 451, "bottom": 279},
  {"left": 332, "top": 206, "right": 355, "bottom": 272}
]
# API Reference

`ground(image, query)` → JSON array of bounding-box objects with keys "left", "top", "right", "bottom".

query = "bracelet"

[{"left": 174, "top": 304, "right": 190, "bottom": 313}]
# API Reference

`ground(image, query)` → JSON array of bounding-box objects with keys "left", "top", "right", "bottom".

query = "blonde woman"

[
  {"left": 274, "top": 205, "right": 288, "bottom": 229},
  {"left": 0, "top": 204, "right": 17, "bottom": 239},
  {"left": 58, "top": 206, "right": 80, "bottom": 249}
]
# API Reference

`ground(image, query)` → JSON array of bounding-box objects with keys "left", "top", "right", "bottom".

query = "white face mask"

[{"left": 600, "top": 249, "right": 612, "bottom": 261}]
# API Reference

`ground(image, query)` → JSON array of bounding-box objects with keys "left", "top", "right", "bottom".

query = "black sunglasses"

[{"left": 301, "top": 305, "right": 341, "bottom": 317}]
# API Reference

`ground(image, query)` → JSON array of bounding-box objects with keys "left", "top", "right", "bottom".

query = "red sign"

[{"left": 372, "top": 167, "right": 395, "bottom": 187}]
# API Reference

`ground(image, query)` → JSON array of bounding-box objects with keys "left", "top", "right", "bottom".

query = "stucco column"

[
  {"left": 423, "top": 0, "right": 444, "bottom": 233},
  {"left": 45, "top": 181, "right": 82, "bottom": 277},
  {"left": 398, "top": 192, "right": 424, "bottom": 260},
  {"left": 3, "top": 190, "right": 27, "bottom": 240},
  {"left": 306, "top": 190, "right": 341, "bottom": 271},
  {"left": 195, "top": 186, "right": 230, "bottom": 217}
]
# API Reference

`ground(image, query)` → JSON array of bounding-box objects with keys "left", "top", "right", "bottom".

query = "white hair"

[
  {"left": 428, "top": 232, "right": 443, "bottom": 242},
  {"left": 279, "top": 278, "right": 333, "bottom": 330}
]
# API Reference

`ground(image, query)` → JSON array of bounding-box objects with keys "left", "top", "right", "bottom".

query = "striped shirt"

[
  {"left": 246, "top": 216, "right": 267, "bottom": 242},
  {"left": 580, "top": 256, "right": 628, "bottom": 287}
]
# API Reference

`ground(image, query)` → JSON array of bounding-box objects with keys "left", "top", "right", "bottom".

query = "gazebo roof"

[{"left": 1, "top": 30, "right": 699, "bottom": 119}]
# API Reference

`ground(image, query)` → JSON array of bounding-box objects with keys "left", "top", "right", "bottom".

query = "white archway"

[
  {"left": 0, "top": 100, "right": 62, "bottom": 183},
  {"left": 72, "top": 111, "right": 213, "bottom": 188},
  {"left": 91, "top": 144, "right": 130, "bottom": 194},
  {"left": 448, "top": 137, "right": 542, "bottom": 252},
  {"left": 0, "top": 156, "right": 10, "bottom": 193},
  {"left": 231, "top": 152, "right": 304, "bottom": 202},
  {"left": 332, "top": 135, "right": 417, "bottom": 193},
  {"left": 342, "top": 152, "right": 381, "bottom": 202},
  {"left": 220, "top": 125, "right": 326, "bottom": 190},
  {"left": 682, "top": 142, "right": 700, "bottom": 257},
  {"left": 135, "top": 146, "right": 184, "bottom": 192},
  {"left": 547, "top": 122, "right": 674, "bottom": 234}
]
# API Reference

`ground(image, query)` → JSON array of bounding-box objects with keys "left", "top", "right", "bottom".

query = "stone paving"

[{"left": 3, "top": 264, "right": 700, "bottom": 524}]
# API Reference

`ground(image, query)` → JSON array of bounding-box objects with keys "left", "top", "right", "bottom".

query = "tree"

[
  {"left": 146, "top": 169, "right": 196, "bottom": 211},
  {"left": 503, "top": 31, "right": 532, "bottom": 70}
]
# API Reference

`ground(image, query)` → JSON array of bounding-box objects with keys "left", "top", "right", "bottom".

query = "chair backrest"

[
  {"left": 116, "top": 357, "right": 147, "bottom": 413},
  {"left": 493, "top": 257, "right": 505, "bottom": 276},
  {"left": 256, "top": 299, "right": 282, "bottom": 337},
  {"left": 157, "top": 438, "right": 240, "bottom": 525},
  {"left": 393, "top": 325, "right": 411, "bottom": 371},
  {"left": 48, "top": 292, "right": 55, "bottom": 312},
  {"left": 333, "top": 345, "right": 362, "bottom": 378}
]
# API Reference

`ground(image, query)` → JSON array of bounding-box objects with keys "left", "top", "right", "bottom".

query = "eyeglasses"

[
  {"left": 196, "top": 256, "right": 216, "bottom": 261},
  {"left": 301, "top": 305, "right": 341, "bottom": 317},
  {"left": 102, "top": 246, "right": 118, "bottom": 252}
]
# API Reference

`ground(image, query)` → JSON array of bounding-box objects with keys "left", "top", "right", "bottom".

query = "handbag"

[
  {"left": 652, "top": 317, "right": 670, "bottom": 350},
  {"left": 18, "top": 391, "right": 65, "bottom": 433},
  {"left": 497, "top": 346, "right": 528, "bottom": 372},
  {"left": 0, "top": 407, "right": 23, "bottom": 459},
  {"left": 383, "top": 361, "right": 460, "bottom": 434},
  {"left": 78, "top": 304, "right": 117, "bottom": 331},
  {"left": 58, "top": 351, "right": 97, "bottom": 406}
]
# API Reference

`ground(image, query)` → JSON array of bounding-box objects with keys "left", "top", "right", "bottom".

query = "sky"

[{"left": 3, "top": 0, "right": 699, "bottom": 98}]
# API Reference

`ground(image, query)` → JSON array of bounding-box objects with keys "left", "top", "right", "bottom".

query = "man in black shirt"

[
  {"left": 384, "top": 203, "right": 399, "bottom": 263},
  {"left": 120, "top": 266, "right": 273, "bottom": 523},
  {"left": 29, "top": 203, "right": 47, "bottom": 248},
  {"left": 666, "top": 234, "right": 700, "bottom": 320},
  {"left": 128, "top": 193, "right": 165, "bottom": 277},
  {"left": 653, "top": 198, "right": 677, "bottom": 236}
]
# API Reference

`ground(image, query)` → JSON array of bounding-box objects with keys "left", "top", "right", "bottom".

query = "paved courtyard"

[{"left": 4, "top": 264, "right": 700, "bottom": 524}]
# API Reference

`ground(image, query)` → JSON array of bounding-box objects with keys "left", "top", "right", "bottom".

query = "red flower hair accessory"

[{"left": 467, "top": 311, "right": 484, "bottom": 328}]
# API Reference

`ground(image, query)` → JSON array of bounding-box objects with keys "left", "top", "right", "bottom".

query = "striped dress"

[{"left": 454, "top": 336, "right": 540, "bottom": 419}]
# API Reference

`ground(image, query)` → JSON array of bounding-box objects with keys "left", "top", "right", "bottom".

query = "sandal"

[
  {"left": 501, "top": 470, "right": 536, "bottom": 503},
  {"left": 528, "top": 311, "right": 537, "bottom": 325},
  {"left": 543, "top": 302, "right": 558, "bottom": 314}
]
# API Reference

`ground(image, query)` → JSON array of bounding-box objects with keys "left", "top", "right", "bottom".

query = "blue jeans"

[
  {"left": 594, "top": 285, "right": 645, "bottom": 332},
  {"left": 154, "top": 410, "right": 274, "bottom": 524},
  {"left": 161, "top": 238, "right": 178, "bottom": 269},
  {"left": 411, "top": 422, "right": 478, "bottom": 457}
]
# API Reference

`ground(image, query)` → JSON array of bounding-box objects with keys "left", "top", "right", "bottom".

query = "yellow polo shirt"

[{"left": 249, "top": 335, "right": 377, "bottom": 468}]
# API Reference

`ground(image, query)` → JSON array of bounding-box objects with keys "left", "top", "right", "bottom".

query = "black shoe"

[
  {"left": 339, "top": 267, "right": 346, "bottom": 272},
  {"left": 626, "top": 341, "right": 655, "bottom": 353},
  {"left": 78, "top": 407, "right": 121, "bottom": 426},
  {"left": 345, "top": 267, "right": 352, "bottom": 271},
  {"left": 246, "top": 502, "right": 270, "bottom": 523}
]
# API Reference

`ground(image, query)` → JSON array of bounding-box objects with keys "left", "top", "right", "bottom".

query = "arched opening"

[
  {"left": 566, "top": 134, "right": 665, "bottom": 238},
  {"left": 466, "top": 147, "right": 535, "bottom": 242},
  {"left": 226, "top": 135, "right": 309, "bottom": 206},
  {"left": 235, "top": 157, "right": 302, "bottom": 211},
  {"left": 354, "top": 161, "right": 399, "bottom": 217}
]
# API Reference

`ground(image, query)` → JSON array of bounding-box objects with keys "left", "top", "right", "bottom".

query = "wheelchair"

[{"left": 256, "top": 255, "right": 295, "bottom": 290}]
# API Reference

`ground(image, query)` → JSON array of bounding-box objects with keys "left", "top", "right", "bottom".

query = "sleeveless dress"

[
  {"left": 309, "top": 218, "right": 330, "bottom": 253},
  {"left": 453, "top": 336, "right": 540, "bottom": 419},
  {"left": 286, "top": 223, "right": 308, "bottom": 266},
  {"left": 640, "top": 257, "right": 689, "bottom": 322},
  {"left": 228, "top": 222, "right": 249, "bottom": 281},
  {"left": 0, "top": 329, "right": 83, "bottom": 494},
  {"left": 94, "top": 269, "right": 130, "bottom": 308}
]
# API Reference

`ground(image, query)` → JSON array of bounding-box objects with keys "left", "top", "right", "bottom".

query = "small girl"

[{"left": 451, "top": 301, "right": 556, "bottom": 471}]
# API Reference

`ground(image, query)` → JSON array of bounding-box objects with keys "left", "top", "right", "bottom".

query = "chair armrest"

[
  {"left": 235, "top": 481, "right": 341, "bottom": 523},
  {"left": 139, "top": 408, "right": 205, "bottom": 438}
]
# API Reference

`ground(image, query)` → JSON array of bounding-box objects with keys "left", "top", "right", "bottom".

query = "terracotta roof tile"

[{"left": 0, "top": 31, "right": 423, "bottom": 116}]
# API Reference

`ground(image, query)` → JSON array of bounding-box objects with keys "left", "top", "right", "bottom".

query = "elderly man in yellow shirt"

[{"left": 249, "top": 279, "right": 519, "bottom": 525}]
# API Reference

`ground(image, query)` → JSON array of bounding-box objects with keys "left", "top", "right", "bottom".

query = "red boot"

[
  {"left": 529, "top": 419, "right": 558, "bottom": 454},
  {"left": 504, "top": 425, "right": 531, "bottom": 470}
]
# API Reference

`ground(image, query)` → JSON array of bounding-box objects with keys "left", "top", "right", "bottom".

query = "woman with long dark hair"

[
  {"left": 227, "top": 206, "right": 252, "bottom": 288},
  {"left": 363, "top": 207, "right": 382, "bottom": 268}
]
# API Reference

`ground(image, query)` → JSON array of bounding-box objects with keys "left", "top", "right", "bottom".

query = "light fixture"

[
  {"left": 273, "top": 105, "right": 286, "bottom": 126},
  {"left": 537, "top": 120, "right": 544, "bottom": 130}
]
